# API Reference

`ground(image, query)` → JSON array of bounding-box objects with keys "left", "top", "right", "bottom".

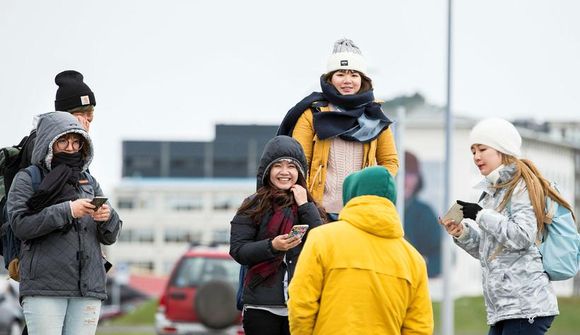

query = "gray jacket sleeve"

[
  {"left": 475, "top": 182, "right": 536, "bottom": 251},
  {"left": 91, "top": 176, "right": 122, "bottom": 245},
  {"left": 7, "top": 171, "right": 71, "bottom": 240},
  {"left": 454, "top": 222, "right": 481, "bottom": 259}
]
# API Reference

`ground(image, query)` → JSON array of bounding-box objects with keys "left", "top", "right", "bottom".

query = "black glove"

[{"left": 457, "top": 200, "right": 482, "bottom": 220}]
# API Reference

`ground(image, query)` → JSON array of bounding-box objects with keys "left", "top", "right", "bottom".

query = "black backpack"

[
  {"left": 0, "top": 134, "right": 36, "bottom": 271},
  {"left": 1, "top": 166, "right": 42, "bottom": 272}
]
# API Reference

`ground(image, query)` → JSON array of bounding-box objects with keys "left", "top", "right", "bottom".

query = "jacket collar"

[{"left": 474, "top": 164, "right": 517, "bottom": 196}]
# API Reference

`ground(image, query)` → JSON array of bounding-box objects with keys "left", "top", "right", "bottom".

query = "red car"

[{"left": 156, "top": 245, "right": 244, "bottom": 335}]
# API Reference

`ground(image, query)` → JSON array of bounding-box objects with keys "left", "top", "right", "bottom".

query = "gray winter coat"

[
  {"left": 455, "top": 164, "right": 558, "bottom": 325},
  {"left": 7, "top": 112, "right": 122, "bottom": 300}
]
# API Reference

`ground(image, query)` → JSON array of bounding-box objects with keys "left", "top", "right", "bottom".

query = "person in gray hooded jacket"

[{"left": 7, "top": 111, "right": 122, "bottom": 335}]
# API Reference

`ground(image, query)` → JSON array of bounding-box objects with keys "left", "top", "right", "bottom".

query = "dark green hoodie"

[{"left": 342, "top": 166, "right": 397, "bottom": 205}]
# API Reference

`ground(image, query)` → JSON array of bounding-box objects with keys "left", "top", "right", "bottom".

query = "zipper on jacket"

[
  {"left": 310, "top": 165, "right": 323, "bottom": 192},
  {"left": 74, "top": 181, "right": 86, "bottom": 295}
]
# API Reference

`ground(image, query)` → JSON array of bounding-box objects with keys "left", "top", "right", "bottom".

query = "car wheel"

[
  {"left": 195, "top": 279, "right": 238, "bottom": 330},
  {"left": 9, "top": 321, "right": 23, "bottom": 335}
]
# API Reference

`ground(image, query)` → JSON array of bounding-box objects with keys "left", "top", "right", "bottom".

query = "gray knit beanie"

[{"left": 326, "top": 38, "right": 368, "bottom": 75}]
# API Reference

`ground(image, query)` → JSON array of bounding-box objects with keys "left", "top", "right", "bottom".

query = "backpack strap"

[
  {"left": 23, "top": 165, "right": 42, "bottom": 192},
  {"left": 544, "top": 197, "right": 556, "bottom": 225}
]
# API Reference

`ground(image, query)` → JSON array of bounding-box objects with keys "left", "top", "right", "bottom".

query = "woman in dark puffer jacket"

[{"left": 229, "top": 135, "right": 325, "bottom": 335}]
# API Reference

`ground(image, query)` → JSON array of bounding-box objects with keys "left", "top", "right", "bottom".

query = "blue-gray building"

[{"left": 122, "top": 124, "right": 278, "bottom": 178}]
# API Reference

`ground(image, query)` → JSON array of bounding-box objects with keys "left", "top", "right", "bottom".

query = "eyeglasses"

[{"left": 55, "top": 137, "right": 84, "bottom": 151}]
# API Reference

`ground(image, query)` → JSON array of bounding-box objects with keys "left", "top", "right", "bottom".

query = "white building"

[{"left": 108, "top": 179, "right": 253, "bottom": 275}]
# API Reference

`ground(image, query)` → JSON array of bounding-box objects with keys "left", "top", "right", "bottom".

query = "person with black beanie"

[
  {"left": 6, "top": 112, "right": 122, "bottom": 335},
  {"left": 19, "top": 70, "right": 97, "bottom": 171}
]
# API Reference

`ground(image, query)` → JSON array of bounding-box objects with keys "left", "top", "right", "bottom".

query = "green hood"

[{"left": 342, "top": 166, "right": 397, "bottom": 205}]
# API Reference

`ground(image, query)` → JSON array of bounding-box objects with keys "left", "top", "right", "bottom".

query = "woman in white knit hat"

[
  {"left": 277, "top": 38, "right": 398, "bottom": 219},
  {"left": 441, "top": 118, "right": 574, "bottom": 335}
]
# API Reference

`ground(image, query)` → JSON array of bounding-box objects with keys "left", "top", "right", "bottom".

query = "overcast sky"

[{"left": 1, "top": 0, "right": 579, "bottom": 191}]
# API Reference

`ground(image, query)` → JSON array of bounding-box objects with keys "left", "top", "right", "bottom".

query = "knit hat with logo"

[
  {"left": 54, "top": 70, "right": 96, "bottom": 111},
  {"left": 326, "top": 38, "right": 368, "bottom": 75},
  {"left": 469, "top": 118, "right": 522, "bottom": 157}
]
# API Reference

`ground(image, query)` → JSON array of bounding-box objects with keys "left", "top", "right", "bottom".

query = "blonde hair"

[{"left": 495, "top": 155, "right": 575, "bottom": 236}]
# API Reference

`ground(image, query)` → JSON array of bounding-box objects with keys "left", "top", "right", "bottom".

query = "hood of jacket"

[
  {"left": 339, "top": 195, "right": 402, "bottom": 239},
  {"left": 342, "top": 166, "right": 397, "bottom": 204},
  {"left": 256, "top": 135, "right": 308, "bottom": 189},
  {"left": 32, "top": 111, "right": 93, "bottom": 172}
]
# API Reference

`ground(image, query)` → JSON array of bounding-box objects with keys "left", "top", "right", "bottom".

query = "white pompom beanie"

[
  {"left": 326, "top": 38, "right": 368, "bottom": 75},
  {"left": 469, "top": 118, "right": 522, "bottom": 157}
]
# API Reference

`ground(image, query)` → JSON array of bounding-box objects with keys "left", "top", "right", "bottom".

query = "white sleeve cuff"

[{"left": 69, "top": 200, "right": 76, "bottom": 218}]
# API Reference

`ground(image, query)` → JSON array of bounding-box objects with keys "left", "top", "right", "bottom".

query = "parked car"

[
  {"left": 0, "top": 279, "right": 24, "bottom": 335},
  {"left": 156, "top": 245, "right": 243, "bottom": 335}
]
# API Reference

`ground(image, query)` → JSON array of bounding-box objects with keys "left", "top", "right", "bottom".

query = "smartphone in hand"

[
  {"left": 90, "top": 196, "right": 108, "bottom": 210},
  {"left": 443, "top": 203, "right": 464, "bottom": 223},
  {"left": 288, "top": 224, "right": 309, "bottom": 239}
]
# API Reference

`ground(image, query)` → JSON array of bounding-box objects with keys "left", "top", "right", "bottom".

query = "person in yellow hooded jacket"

[
  {"left": 288, "top": 166, "right": 433, "bottom": 335},
  {"left": 277, "top": 39, "right": 399, "bottom": 220}
]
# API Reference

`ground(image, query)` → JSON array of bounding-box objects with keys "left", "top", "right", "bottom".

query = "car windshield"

[{"left": 171, "top": 257, "right": 239, "bottom": 288}]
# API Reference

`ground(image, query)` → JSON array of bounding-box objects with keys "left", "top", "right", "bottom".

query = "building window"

[
  {"left": 213, "top": 193, "right": 245, "bottom": 211},
  {"left": 165, "top": 229, "right": 202, "bottom": 243},
  {"left": 166, "top": 195, "right": 203, "bottom": 211},
  {"left": 211, "top": 229, "right": 230, "bottom": 245},
  {"left": 118, "top": 228, "right": 154, "bottom": 243},
  {"left": 118, "top": 198, "right": 135, "bottom": 209},
  {"left": 128, "top": 261, "right": 154, "bottom": 273}
]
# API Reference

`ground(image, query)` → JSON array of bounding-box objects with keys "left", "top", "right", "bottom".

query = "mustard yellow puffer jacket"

[
  {"left": 288, "top": 196, "right": 433, "bottom": 335},
  {"left": 291, "top": 107, "right": 399, "bottom": 203}
]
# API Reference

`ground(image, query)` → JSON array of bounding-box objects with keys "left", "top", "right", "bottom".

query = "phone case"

[
  {"left": 289, "top": 225, "right": 308, "bottom": 239},
  {"left": 443, "top": 203, "right": 464, "bottom": 223}
]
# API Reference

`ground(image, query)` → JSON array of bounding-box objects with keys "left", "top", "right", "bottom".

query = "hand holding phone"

[
  {"left": 288, "top": 224, "right": 309, "bottom": 240},
  {"left": 90, "top": 196, "right": 108, "bottom": 210}
]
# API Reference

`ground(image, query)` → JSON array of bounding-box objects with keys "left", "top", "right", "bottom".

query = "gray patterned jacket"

[
  {"left": 7, "top": 112, "right": 122, "bottom": 300},
  {"left": 454, "top": 164, "right": 558, "bottom": 325}
]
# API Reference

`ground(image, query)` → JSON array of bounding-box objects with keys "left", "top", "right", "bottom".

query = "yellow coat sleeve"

[
  {"left": 291, "top": 109, "right": 315, "bottom": 167},
  {"left": 288, "top": 230, "right": 324, "bottom": 335},
  {"left": 376, "top": 127, "right": 399, "bottom": 176}
]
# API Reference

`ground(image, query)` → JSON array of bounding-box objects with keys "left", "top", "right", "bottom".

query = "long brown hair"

[
  {"left": 495, "top": 155, "right": 576, "bottom": 236},
  {"left": 236, "top": 174, "right": 326, "bottom": 224}
]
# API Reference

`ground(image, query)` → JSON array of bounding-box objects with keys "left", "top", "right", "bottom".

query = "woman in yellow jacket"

[
  {"left": 288, "top": 166, "right": 433, "bottom": 335},
  {"left": 278, "top": 39, "right": 398, "bottom": 218}
]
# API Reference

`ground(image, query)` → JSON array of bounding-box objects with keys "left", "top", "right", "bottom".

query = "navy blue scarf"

[{"left": 277, "top": 76, "right": 392, "bottom": 143}]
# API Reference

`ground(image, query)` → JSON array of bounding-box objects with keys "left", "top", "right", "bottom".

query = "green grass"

[
  {"left": 433, "top": 296, "right": 580, "bottom": 335},
  {"left": 98, "top": 296, "right": 580, "bottom": 335},
  {"left": 97, "top": 299, "right": 157, "bottom": 335},
  {"left": 110, "top": 299, "right": 157, "bottom": 325}
]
